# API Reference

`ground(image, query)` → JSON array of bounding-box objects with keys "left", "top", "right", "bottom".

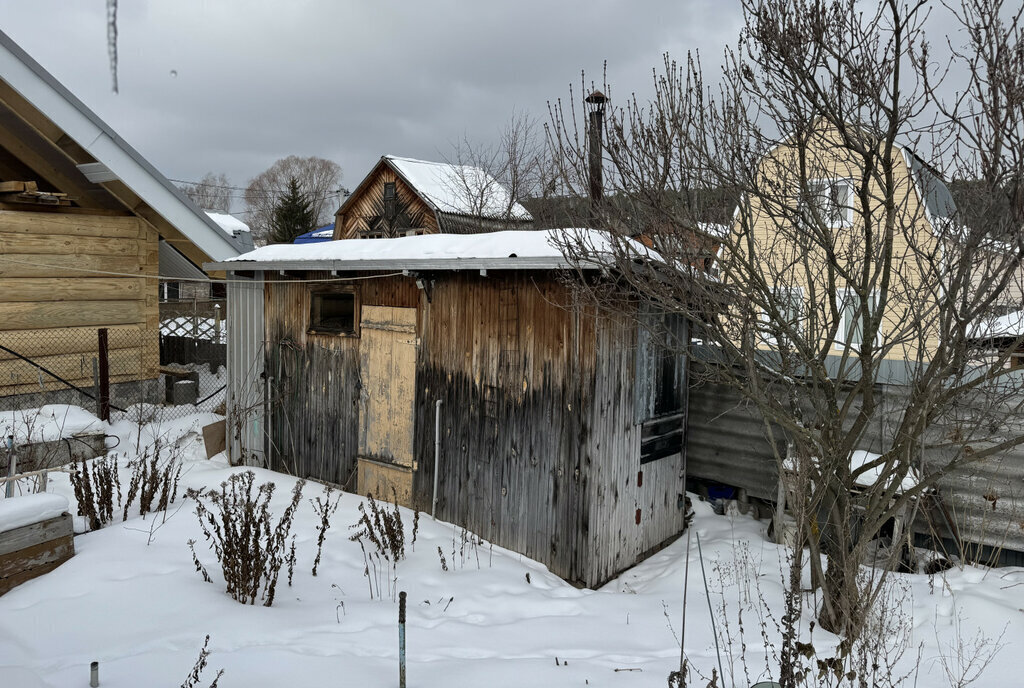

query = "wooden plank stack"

[{"left": 0, "top": 181, "right": 72, "bottom": 206}]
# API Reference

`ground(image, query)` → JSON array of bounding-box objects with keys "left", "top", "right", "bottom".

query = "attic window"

[
  {"left": 384, "top": 181, "right": 397, "bottom": 221},
  {"left": 309, "top": 289, "right": 359, "bottom": 335},
  {"left": 803, "top": 179, "right": 853, "bottom": 228}
]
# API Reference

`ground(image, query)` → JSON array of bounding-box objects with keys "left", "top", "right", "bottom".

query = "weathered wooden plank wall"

[
  {"left": 411, "top": 272, "right": 592, "bottom": 583},
  {"left": 263, "top": 272, "right": 420, "bottom": 484},
  {"left": 582, "top": 308, "right": 688, "bottom": 586},
  {"left": 335, "top": 166, "right": 438, "bottom": 239},
  {"left": 262, "top": 269, "right": 690, "bottom": 587}
]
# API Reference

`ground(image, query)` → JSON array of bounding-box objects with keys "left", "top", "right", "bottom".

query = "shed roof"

[
  {"left": 207, "top": 228, "right": 655, "bottom": 272},
  {"left": 0, "top": 29, "right": 240, "bottom": 267}
]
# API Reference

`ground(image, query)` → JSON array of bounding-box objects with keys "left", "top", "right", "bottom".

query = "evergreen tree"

[{"left": 269, "top": 177, "right": 318, "bottom": 244}]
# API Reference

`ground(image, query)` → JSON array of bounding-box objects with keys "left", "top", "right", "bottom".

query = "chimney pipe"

[{"left": 585, "top": 90, "right": 608, "bottom": 224}]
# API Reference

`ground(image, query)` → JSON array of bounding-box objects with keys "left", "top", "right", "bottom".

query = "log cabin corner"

[{"left": 0, "top": 29, "right": 241, "bottom": 407}]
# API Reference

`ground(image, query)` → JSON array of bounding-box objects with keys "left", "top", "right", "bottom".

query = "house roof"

[
  {"left": 387, "top": 156, "right": 533, "bottom": 221},
  {"left": 337, "top": 155, "right": 534, "bottom": 225},
  {"left": 0, "top": 29, "right": 240, "bottom": 268},
  {"left": 904, "top": 151, "right": 957, "bottom": 221},
  {"left": 207, "top": 228, "right": 656, "bottom": 272}
]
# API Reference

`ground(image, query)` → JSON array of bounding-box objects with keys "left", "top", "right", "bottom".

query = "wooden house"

[
  {"left": 0, "top": 30, "right": 239, "bottom": 406},
  {"left": 209, "top": 230, "right": 691, "bottom": 587},
  {"left": 333, "top": 155, "right": 533, "bottom": 239}
]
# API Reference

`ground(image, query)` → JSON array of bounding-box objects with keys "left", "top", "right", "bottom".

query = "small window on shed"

[
  {"left": 635, "top": 308, "right": 689, "bottom": 463},
  {"left": 309, "top": 289, "right": 359, "bottom": 335}
]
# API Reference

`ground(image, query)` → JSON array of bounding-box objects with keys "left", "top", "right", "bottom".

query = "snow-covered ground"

[{"left": 1, "top": 410, "right": 1022, "bottom": 687}]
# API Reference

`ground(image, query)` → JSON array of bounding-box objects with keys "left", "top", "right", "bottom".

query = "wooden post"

[
  {"left": 92, "top": 357, "right": 100, "bottom": 418},
  {"left": 97, "top": 329, "right": 110, "bottom": 422}
]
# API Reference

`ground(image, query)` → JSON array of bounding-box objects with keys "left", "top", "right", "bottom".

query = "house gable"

[{"left": 334, "top": 159, "right": 438, "bottom": 239}]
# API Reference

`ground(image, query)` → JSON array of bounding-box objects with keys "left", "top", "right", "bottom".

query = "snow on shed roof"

[
  {"left": 208, "top": 228, "right": 656, "bottom": 272},
  {"left": 386, "top": 155, "right": 533, "bottom": 221},
  {"left": 970, "top": 309, "right": 1024, "bottom": 340}
]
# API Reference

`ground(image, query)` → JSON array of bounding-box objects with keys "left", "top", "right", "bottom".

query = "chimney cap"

[{"left": 585, "top": 90, "right": 608, "bottom": 105}]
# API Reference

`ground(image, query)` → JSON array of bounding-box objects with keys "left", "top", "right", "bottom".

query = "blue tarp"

[{"left": 293, "top": 224, "right": 335, "bottom": 244}]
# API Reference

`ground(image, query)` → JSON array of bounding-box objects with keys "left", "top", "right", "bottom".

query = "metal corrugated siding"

[
  {"left": 686, "top": 380, "right": 780, "bottom": 500},
  {"left": 687, "top": 374, "right": 1024, "bottom": 562},
  {"left": 225, "top": 272, "right": 265, "bottom": 466}
]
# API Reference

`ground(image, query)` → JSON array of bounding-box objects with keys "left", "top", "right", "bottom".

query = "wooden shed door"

[{"left": 358, "top": 305, "right": 417, "bottom": 466}]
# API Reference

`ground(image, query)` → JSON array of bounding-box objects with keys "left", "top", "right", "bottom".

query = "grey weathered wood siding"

[{"left": 259, "top": 269, "right": 691, "bottom": 587}]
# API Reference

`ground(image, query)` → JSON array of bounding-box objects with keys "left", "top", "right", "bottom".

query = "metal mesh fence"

[{"left": 0, "top": 322, "right": 227, "bottom": 423}]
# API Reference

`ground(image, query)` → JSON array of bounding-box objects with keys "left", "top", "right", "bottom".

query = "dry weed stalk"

[
  {"left": 188, "top": 471, "right": 305, "bottom": 606},
  {"left": 310, "top": 484, "right": 341, "bottom": 576}
]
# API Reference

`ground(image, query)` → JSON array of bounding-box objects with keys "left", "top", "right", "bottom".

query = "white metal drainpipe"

[{"left": 432, "top": 399, "right": 442, "bottom": 518}]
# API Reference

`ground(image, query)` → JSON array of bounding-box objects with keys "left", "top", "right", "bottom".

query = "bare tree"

[
  {"left": 179, "top": 172, "right": 232, "bottom": 213},
  {"left": 244, "top": 156, "right": 343, "bottom": 245},
  {"left": 549, "top": 0, "right": 1024, "bottom": 652},
  {"left": 443, "top": 112, "right": 550, "bottom": 231}
]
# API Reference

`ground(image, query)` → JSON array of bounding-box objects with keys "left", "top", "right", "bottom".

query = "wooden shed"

[
  {"left": 0, "top": 30, "right": 239, "bottom": 405},
  {"left": 211, "top": 230, "right": 691, "bottom": 587}
]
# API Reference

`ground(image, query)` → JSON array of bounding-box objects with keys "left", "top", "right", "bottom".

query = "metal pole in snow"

[
  {"left": 432, "top": 399, "right": 442, "bottom": 518},
  {"left": 696, "top": 532, "right": 725, "bottom": 686},
  {"left": 678, "top": 523, "right": 692, "bottom": 683},
  {"left": 89, "top": 660, "right": 99, "bottom": 687},
  {"left": 398, "top": 590, "right": 407, "bottom": 688},
  {"left": 4, "top": 436, "right": 14, "bottom": 499}
]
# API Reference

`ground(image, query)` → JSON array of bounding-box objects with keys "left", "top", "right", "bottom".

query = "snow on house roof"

[
  {"left": 208, "top": 228, "right": 656, "bottom": 272},
  {"left": 205, "top": 212, "right": 250, "bottom": 235},
  {"left": 386, "top": 155, "right": 533, "bottom": 221}
]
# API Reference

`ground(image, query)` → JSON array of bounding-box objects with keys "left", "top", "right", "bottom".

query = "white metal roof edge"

[
  {"left": 0, "top": 29, "right": 240, "bottom": 263},
  {"left": 205, "top": 256, "right": 601, "bottom": 272}
]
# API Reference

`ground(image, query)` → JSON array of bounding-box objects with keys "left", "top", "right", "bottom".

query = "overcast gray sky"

[{"left": 0, "top": 1, "right": 744, "bottom": 213}]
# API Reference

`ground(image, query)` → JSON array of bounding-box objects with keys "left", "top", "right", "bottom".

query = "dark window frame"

[
  {"left": 634, "top": 308, "right": 689, "bottom": 463},
  {"left": 308, "top": 287, "right": 360, "bottom": 336}
]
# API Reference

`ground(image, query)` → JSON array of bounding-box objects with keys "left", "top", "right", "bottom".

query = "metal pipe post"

[
  {"left": 5, "top": 436, "right": 14, "bottom": 498},
  {"left": 398, "top": 591, "right": 407, "bottom": 688},
  {"left": 432, "top": 399, "right": 442, "bottom": 518},
  {"left": 90, "top": 660, "right": 99, "bottom": 687}
]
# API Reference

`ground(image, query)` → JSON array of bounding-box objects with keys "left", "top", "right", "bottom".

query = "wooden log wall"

[{"left": 0, "top": 210, "right": 159, "bottom": 396}]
